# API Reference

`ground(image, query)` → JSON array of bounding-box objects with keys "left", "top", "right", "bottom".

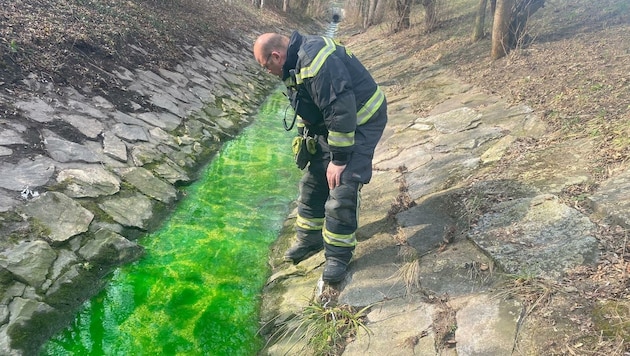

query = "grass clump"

[
  {"left": 264, "top": 299, "right": 372, "bottom": 355},
  {"left": 393, "top": 243, "right": 422, "bottom": 297}
]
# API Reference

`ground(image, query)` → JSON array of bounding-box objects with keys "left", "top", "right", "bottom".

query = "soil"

[
  {"left": 345, "top": 1, "right": 630, "bottom": 353},
  {"left": 1, "top": 0, "right": 284, "bottom": 90},
  {"left": 357, "top": 2, "right": 630, "bottom": 352},
  {"left": 1, "top": 0, "right": 629, "bottom": 354}
]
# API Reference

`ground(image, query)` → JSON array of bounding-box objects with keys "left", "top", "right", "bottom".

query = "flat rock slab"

[
  {"left": 344, "top": 298, "right": 436, "bottom": 356},
  {"left": 0, "top": 128, "right": 27, "bottom": 145},
  {"left": 0, "top": 240, "right": 56, "bottom": 289},
  {"left": 57, "top": 113, "right": 104, "bottom": 139},
  {"left": 56, "top": 166, "right": 120, "bottom": 198},
  {"left": 0, "top": 156, "right": 55, "bottom": 191},
  {"left": 416, "top": 239, "right": 496, "bottom": 297},
  {"left": 78, "top": 228, "right": 143, "bottom": 265},
  {"left": 452, "top": 293, "right": 522, "bottom": 356},
  {"left": 339, "top": 240, "right": 404, "bottom": 306},
  {"left": 339, "top": 170, "right": 409, "bottom": 306},
  {"left": 468, "top": 194, "right": 599, "bottom": 279},
  {"left": 21, "top": 192, "right": 94, "bottom": 243},
  {"left": 117, "top": 167, "right": 178, "bottom": 204},
  {"left": 15, "top": 98, "right": 56, "bottom": 123},
  {"left": 346, "top": 293, "right": 522, "bottom": 355},
  {"left": 417, "top": 107, "right": 481, "bottom": 134},
  {"left": 0, "top": 192, "right": 18, "bottom": 212},
  {"left": 43, "top": 130, "right": 101, "bottom": 163},
  {"left": 589, "top": 166, "right": 630, "bottom": 228},
  {"left": 508, "top": 138, "right": 593, "bottom": 194},
  {"left": 98, "top": 193, "right": 154, "bottom": 230}
]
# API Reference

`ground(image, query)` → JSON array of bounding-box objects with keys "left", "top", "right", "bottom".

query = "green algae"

[{"left": 43, "top": 90, "right": 300, "bottom": 355}]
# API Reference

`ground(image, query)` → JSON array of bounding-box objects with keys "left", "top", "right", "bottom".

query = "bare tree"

[
  {"left": 341, "top": 0, "right": 386, "bottom": 29},
  {"left": 509, "top": 0, "right": 545, "bottom": 47},
  {"left": 374, "top": 0, "right": 387, "bottom": 24},
  {"left": 491, "top": 0, "right": 512, "bottom": 59},
  {"left": 491, "top": 0, "right": 545, "bottom": 59},
  {"left": 472, "top": 0, "right": 489, "bottom": 42},
  {"left": 422, "top": 0, "right": 438, "bottom": 33},
  {"left": 394, "top": 0, "right": 412, "bottom": 33},
  {"left": 306, "top": 0, "right": 328, "bottom": 18},
  {"left": 364, "top": 0, "right": 378, "bottom": 28}
]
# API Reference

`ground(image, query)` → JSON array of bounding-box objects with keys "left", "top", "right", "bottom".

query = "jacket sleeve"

[{"left": 306, "top": 51, "right": 357, "bottom": 165}]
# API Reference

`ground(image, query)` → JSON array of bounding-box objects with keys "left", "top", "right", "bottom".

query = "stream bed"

[{"left": 43, "top": 90, "right": 300, "bottom": 355}]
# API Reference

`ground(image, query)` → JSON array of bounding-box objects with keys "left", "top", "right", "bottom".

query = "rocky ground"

[
  {"left": 340, "top": 1, "right": 629, "bottom": 353},
  {"left": 1, "top": 0, "right": 629, "bottom": 354},
  {"left": 338, "top": 1, "right": 629, "bottom": 353}
]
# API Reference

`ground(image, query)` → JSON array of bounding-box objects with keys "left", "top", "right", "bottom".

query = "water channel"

[{"left": 43, "top": 90, "right": 301, "bottom": 355}]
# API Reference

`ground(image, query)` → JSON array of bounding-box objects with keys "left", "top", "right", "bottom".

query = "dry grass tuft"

[{"left": 493, "top": 272, "right": 560, "bottom": 319}]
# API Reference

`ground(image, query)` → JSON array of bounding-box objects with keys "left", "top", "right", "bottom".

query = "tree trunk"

[
  {"left": 422, "top": 0, "right": 438, "bottom": 33},
  {"left": 283, "top": 0, "right": 289, "bottom": 12},
  {"left": 367, "top": 0, "right": 378, "bottom": 28},
  {"left": 472, "top": 0, "right": 488, "bottom": 42},
  {"left": 308, "top": 0, "right": 326, "bottom": 18},
  {"left": 361, "top": 0, "right": 369, "bottom": 29},
  {"left": 293, "top": 0, "right": 308, "bottom": 11},
  {"left": 374, "top": 0, "right": 386, "bottom": 25},
  {"left": 394, "top": 0, "right": 412, "bottom": 33},
  {"left": 491, "top": 0, "right": 512, "bottom": 59},
  {"left": 510, "top": 0, "right": 545, "bottom": 47}
]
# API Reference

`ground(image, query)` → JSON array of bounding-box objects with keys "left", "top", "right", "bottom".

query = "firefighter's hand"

[{"left": 327, "top": 162, "right": 346, "bottom": 190}]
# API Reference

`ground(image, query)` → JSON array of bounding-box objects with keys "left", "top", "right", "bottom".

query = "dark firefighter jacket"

[{"left": 282, "top": 31, "right": 385, "bottom": 166}]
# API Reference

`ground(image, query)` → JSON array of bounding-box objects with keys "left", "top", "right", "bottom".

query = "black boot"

[
  {"left": 322, "top": 257, "right": 348, "bottom": 283},
  {"left": 322, "top": 245, "right": 354, "bottom": 283},
  {"left": 284, "top": 234, "right": 323, "bottom": 264}
]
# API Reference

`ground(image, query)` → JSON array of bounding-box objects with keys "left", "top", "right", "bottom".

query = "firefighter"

[{"left": 253, "top": 31, "right": 387, "bottom": 283}]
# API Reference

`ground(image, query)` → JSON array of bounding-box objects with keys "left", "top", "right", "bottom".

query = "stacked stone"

[{"left": 0, "top": 39, "right": 276, "bottom": 354}]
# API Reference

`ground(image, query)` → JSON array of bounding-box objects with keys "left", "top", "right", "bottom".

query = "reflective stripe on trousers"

[
  {"left": 296, "top": 158, "right": 361, "bottom": 248},
  {"left": 296, "top": 101, "right": 387, "bottom": 249}
]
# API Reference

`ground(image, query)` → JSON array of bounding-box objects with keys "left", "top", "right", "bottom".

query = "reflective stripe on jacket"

[{"left": 282, "top": 31, "right": 385, "bottom": 161}]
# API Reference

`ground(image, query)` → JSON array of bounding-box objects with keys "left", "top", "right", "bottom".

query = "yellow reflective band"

[
  {"left": 323, "top": 227, "right": 357, "bottom": 247},
  {"left": 357, "top": 86, "right": 385, "bottom": 125},
  {"left": 296, "top": 214, "right": 325, "bottom": 231},
  {"left": 284, "top": 76, "right": 296, "bottom": 88},
  {"left": 295, "top": 37, "right": 337, "bottom": 85},
  {"left": 328, "top": 131, "right": 355, "bottom": 148}
]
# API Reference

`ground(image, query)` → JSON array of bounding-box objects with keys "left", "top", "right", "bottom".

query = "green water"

[{"left": 43, "top": 90, "right": 300, "bottom": 355}]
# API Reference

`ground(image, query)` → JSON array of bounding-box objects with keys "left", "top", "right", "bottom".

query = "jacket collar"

[{"left": 282, "top": 31, "right": 302, "bottom": 81}]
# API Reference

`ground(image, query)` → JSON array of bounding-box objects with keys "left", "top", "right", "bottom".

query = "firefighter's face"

[{"left": 259, "top": 51, "right": 283, "bottom": 77}]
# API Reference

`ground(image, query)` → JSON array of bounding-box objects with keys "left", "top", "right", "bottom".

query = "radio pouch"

[{"left": 292, "top": 134, "right": 317, "bottom": 170}]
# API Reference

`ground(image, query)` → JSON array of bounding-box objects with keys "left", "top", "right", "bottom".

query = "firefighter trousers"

[{"left": 295, "top": 103, "right": 387, "bottom": 262}]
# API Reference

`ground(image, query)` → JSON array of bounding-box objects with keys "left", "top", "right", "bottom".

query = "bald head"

[{"left": 253, "top": 33, "right": 289, "bottom": 77}]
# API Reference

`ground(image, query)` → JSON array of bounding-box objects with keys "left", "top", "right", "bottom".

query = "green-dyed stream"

[{"left": 43, "top": 90, "right": 300, "bottom": 355}]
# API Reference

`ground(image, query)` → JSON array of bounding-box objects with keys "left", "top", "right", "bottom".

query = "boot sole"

[{"left": 283, "top": 248, "right": 323, "bottom": 264}]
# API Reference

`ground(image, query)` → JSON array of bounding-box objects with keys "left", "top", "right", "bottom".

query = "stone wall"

[{"left": 0, "top": 35, "right": 277, "bottom": 355}]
